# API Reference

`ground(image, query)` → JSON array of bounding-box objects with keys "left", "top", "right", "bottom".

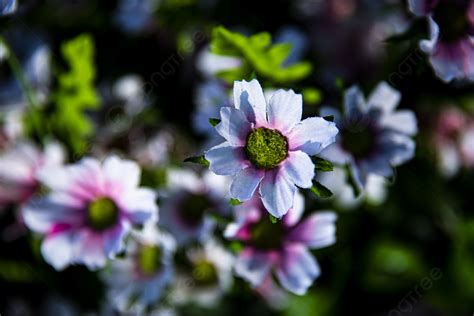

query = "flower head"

[
  {"left": 225, "top": 193, "right": 337, "bottom": 295},
  {"left": 319, "top": 82, "right": 417, "bottom": 190},
  {"left": 408, "top": 0, "right": 474, "bottom": 82},
  {"left": 22, "top": 156, "right": 158, "bottom": 270},
  {"left": 205, "top": 79, "right": 338, "bottom": 218},
  {"left": 170, "top": 239, "right": 234, "bottom": 307},
  {"left": 159, "top": 169, "right": 230, "bottom": 245},
  {"left": 102, "top": 221, "right": 176, "bottom": 313}
]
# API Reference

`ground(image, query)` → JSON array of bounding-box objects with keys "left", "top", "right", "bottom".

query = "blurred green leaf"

[
  {"left": 50, "top": 34, "right": 100, "bottom": 155},
  {"left": 229, "top": 198, "right": 242, "bottom": 206},
  {"left": 210, "top": 26, "right": 312, "bottom": 84},
  {"left": 303, "top": 87, "right": 322, "bottom": 105},
  {"left": 209, "top": 118, "right": 221, "bottom": 127},
  {"left": 0, "top": 260, "right": 37, "bottom": 283}
]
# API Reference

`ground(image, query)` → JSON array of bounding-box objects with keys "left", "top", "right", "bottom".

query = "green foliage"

[
  {"left": 50, "top": 34, "right": 100, "bottom": 154},
  {"left": 229, "top": 198, "right": 242, "bottom": 206},
  {"left": 302, "top": 87, "right": 322, "bottom": 105},
  {"left": 310, "top": 180, "right": 333, "bottom": 198},
  {"left": 313, "top": 157, "right": 334, "bottom": 172},
  {"left": 209, "top": 118, "right": 221, "bottom": 127},
  {"left": 184, "top": 155, "right": 210, "bottom": 167},
  {"left": 363, "top": 240, "right": 425, "bottom": 292},
  {"left": 210, "top": 26, "right": 312, "bottom": 84}
]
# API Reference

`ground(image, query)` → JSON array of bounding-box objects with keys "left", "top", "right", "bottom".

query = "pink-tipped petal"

[
  {"left": 280, "top": 151, "right": 314, "bottom": 189},
  {"left": 205, "top": 142, "right": 248, "bottom": 175},
  {"left": 288, "top": 212, "right": 337, "bottom": 249},
  {"left": 233, "top": 80, "right": 267, "bottom": 126},
  {"left": 103, "top": 156, "right": 140, "bottom": 194},
  {"left": 216, "top": 106, "right": 252, "bottom": 146},
  {"left": 289, "top": 117, "right": 339, "bottom": 155},
  {"left": 275, "top": 244, "right": 320, "bottom": 295},
  {"left": 267, "top": 89, "right": 302, "bottom": 134},
  {"left": 259, "top": 169, "right": 296, "bottom": 218},
  {"left": 230, "top": 167, "right": 265, "bottom": 201}
]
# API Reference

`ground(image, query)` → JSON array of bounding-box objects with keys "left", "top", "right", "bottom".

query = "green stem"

[{"left": 0, "top": 35, "right": 44, "bottom": 138}]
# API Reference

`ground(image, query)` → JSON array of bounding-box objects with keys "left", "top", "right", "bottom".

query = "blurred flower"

[
  {"left": 0, "top": 141, "right": 65, "bottom": 209},
  {"left": 192, "top": 79, "right": 230, "bottom": 138},
  {"left": 114, "top": 0, "right": 160, "bottom": 35},
  {"left": 22, "top": 156, "right": 158, "bottom": 270},
  {"left": 0, "top": 108, "right": 24, "bottom": 149},
  {"left": 316, "top": 166, "right": 388, "bottom": 210},
  {"left": 112, "top": 74, "right": 150, "bottom": 116},
  {"left": 255, "top": 276, "right": 290, "bottom": 310},
  {"left": 195, "top": 46, "right": 242, "bottom": 79},
  {"left": 130, "top": 129, "right": 173, "bottom": 167},
  {"left": 319, "top": 82, "right": 417, "bottom": 190},
  {"left": 0, "top": 0, "right": 17, "bottom": 15},
  {"left": 0, "top": 29, "right": 51, "bottom": 109},
  {"left": 225, "top": 193, "right": 337, "bottom": 295},
  {"left": 432, "top": 107, "right": 474, "bottom": 177},
  {"left": 159, "top": 169, "right": 230, "bottom": 245},
  {"left": 205, "top": 79, "right": 338, "bottom": 218},
  {"left": 171, "top": 239, "right": 234, "bottom": 307},
  {"left": 102, "top": 221, "right": 176, "bottom": 313},
  {"left": 408, "top": 0, "right": 474, "bottom": 82}
]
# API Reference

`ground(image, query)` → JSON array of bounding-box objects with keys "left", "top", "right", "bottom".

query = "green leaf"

[
  {"left": 50, "top": 34, "right": 100, "bottom": 155},
  {"left": 323, "top": 115, "right": 334, "bottom": 122},
  {"left": 269, "top": 214, "right": 278, "bottom": 223},
  {"left": 310, "top": 181, "right": 333, "bottom": 198},
  {"left": 209, "top": 118, "right": 221, "bottom": 127},
  {"left": 302, "top": 87, "right": 322, "bottom": 105},
  {"left": 183, "top": 155, "right": 209, "bottom": 167},
  {"left": 210, "top": 26, "right": 312, "bottom": 84},
  {"left": 229, "top": 198, "right": 243, "bottom": 206},
  {"left": 345, "top": 164, "right": 362, "bottom": 197},
  {"left": 313, "top": 157, "right": 334, "bottom": 172}
]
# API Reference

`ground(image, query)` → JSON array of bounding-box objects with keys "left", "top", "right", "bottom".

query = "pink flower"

[
  {"left": 409, "top": 0, "right": 474, "bottom": 82},
  {"left": 205, "top": 79, "right": 338, "bottom": 218},
  {"left": 0, "top": 141, "right": 64, "bottom": 209},
  {"left": 225, "top": 193, "right": 337, "bottom": 295},
  {"left": 22, "top": 156, "right": 158, "bottom": 270}
]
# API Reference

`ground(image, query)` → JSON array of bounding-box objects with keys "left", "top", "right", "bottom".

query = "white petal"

[
  {"left": 41, "top": 231, "right": 77, "bottom": 271},
  {"left": 380, "top": 110, "right": 418, "bottom": 136},
  {"left": 103, "top": 156, "right": 140, "bottom": 193},
  {"left": 267, "top": 89, "right": 302, "bottom": 134},
  {"left": 230, "top": 168, "right": 265, "bottom": 201},
  {"left": 259, "top": 169, "right": 296, "bottom": 218},
  {"left": 216, "top": 106, "right": 252, "bottom": 146},
  {"left": 275, "top": 245, "right": 320, "bottom": 295},
  {"left": 289, "top": 117, "right": 339, "bottom": 155},
  {"left": 233, "top": 80, "right": 267, "bottom": 126},
  {"left": 205, "top": 142, "right": 248, "bottom": 175},
  {"left": 280, "top": 151, "right": 314, "bottom": 189},
  {"left": 367, "top": 82, "right": 401, "bottom": 114}
]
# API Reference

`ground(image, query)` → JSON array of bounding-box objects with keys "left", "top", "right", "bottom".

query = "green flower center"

[
  {"left": 250, "top": 217, "right": 285, "bottom": 250},
  {"left": 137, "top": 245, "right": 163, "bottom": 276},
  {"left": 192, "top": 260, "right": 218, "bottom": 286},
  {"left": 87, "top": 197, "right": 119, "bottom": 231},
  {"left": 433, "top": 1, "right": 471, "bottom": 42},
  {"left": 245, "top": 127, "right": 288, "bottom": 169},
  {"left": 179, "top": 194, "right": 212, "bottom": 227},
  {"left": 341, "top": 127, "right": 376, "bottom": 159}
]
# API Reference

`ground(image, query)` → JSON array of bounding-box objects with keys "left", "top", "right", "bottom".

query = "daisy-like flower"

[
  {"left": 114, "top": 0, "right": 160, "bottom": 35},
  {"left": 102, "top": 221, "right": 176, "bottom": 313},
  {"left": 205, "top": 79, "right": 338, "bottom": 218},
  {"left": 159, "top": 169, "right": 230, "bottom": 245},
  {"left": 0, "top": 141, "right": 64, "bottom": 209},
  {"left": 319, "top": 82, "right": 417, "bottom": 190},
  {"left": 225, "top": 193, "right": 337, "bottom": 295},
  {"left": 0, "top": 0, "right": 17, "bottom": 16},
  {"left": 408, "top": 0, "right": 474, "bottom": 82},
  {"left": 170, "top": 239, "right": 234, "bottom": 307},
  {"left": 22, "top": 156, "right": 158, "bottom": 270}
]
